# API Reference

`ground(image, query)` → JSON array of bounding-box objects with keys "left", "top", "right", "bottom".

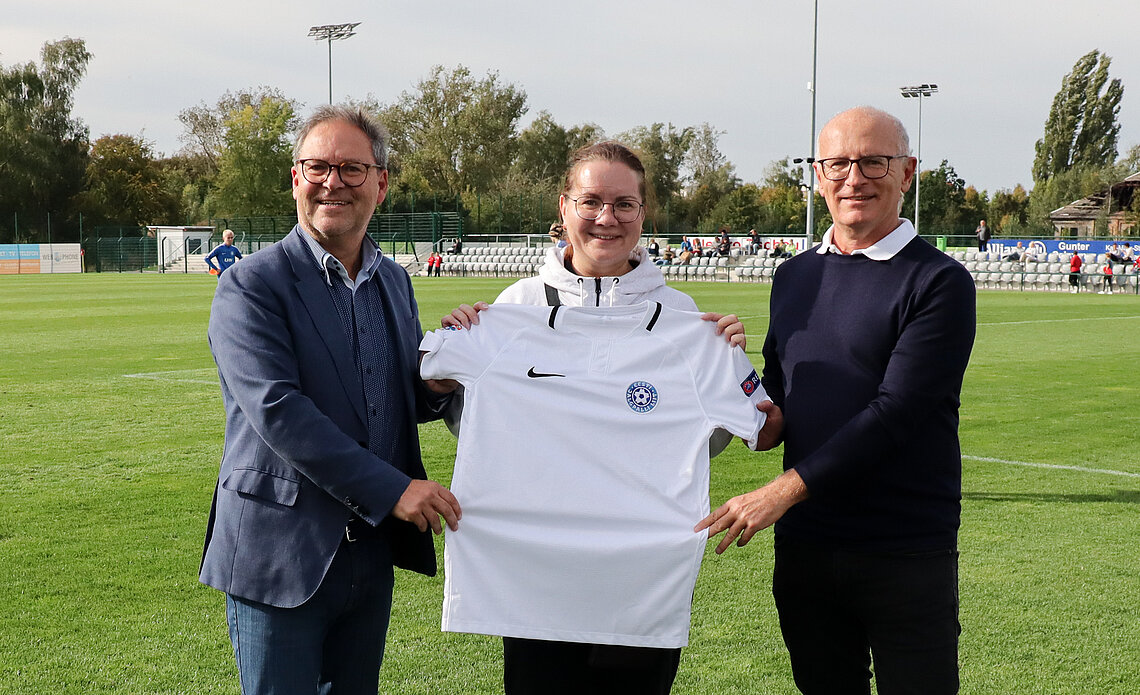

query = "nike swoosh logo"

[{"left": 527, "top": 367, "right": 565, "bottom": 378}]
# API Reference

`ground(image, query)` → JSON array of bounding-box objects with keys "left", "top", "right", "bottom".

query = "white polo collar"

[{"left": 817, "top": 219, "right": 916, "bottom": 261}]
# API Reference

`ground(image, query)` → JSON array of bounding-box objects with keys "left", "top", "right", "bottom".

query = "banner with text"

[{"left": 0, "top": 244, "right": 83, "bottom": 274}]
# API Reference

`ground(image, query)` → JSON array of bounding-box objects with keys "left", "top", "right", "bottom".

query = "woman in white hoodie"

[
  {"left": 451, "top": 141, "right": 743, "bottom": 340},
  {"left": 436, "top": 141, "right": 774, "bottom": 694}
]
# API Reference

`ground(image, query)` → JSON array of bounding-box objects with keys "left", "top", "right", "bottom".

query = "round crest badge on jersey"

[{"left": 626, "top": 381, "right": 658, "bottom": 413}]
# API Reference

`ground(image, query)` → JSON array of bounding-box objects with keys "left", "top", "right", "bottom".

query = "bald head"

[{"left": 819, "top": 106, "right": 910, "bottom": 156}]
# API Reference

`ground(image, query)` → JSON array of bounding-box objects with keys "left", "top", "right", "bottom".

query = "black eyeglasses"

[
  {"left": 296, "top": 159, "right": 383, "bottom": 187},
  {"left": 566, "top": 196, "right": 644, "bottom": 223},
  {"left": 815, "top": 155, "right": 909, "bottom": 181}
]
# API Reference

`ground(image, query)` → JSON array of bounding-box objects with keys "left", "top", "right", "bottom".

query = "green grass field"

[{"left": 1, "top": 273, "right": 1138, "bottom": 694}]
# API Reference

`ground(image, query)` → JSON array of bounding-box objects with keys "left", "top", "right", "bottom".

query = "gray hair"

[
  {"left": 820, "top": 106, "right": 911, "bottom": 156},
  {"left": 293, "top": 105, "right": 389, "bottom": 169}
]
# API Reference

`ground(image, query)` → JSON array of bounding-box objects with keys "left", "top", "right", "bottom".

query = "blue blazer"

[{"left": 200, "top": 227, "right": 447, "bottom": 608}]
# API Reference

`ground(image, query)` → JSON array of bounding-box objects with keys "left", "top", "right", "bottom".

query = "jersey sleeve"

[
  {"left": 419, "top": 306, "right": 521, "bottom": 385},
  {"left": 691, "top": 328, "right": 768, "bottom": 448}
]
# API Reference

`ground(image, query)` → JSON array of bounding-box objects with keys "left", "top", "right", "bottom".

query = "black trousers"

[
  {"left": 773, "top": 539, "right": 960, "bottom": 695},
  {"left": 503, "top": 637, "right": 681, "bottom": 695}
]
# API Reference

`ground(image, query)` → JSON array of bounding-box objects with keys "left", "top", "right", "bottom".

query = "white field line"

[
  {"left": 123, "top": 368, "right": 217, "bottom": 385},
  {"left": 963, "top": 454, "right": 1140, "bottom": 479},
  {"left": 741, "top": 314, "right": 1140, "bottom": 337},
  {"left": 979, "top": 315, "right": 1140, "bottom": 327}
]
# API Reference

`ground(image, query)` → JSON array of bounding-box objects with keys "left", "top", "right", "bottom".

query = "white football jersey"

[{"left": 419, "top": 302, "right": 768, "bottom": 648}]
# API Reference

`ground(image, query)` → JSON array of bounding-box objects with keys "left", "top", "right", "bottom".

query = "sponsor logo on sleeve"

[{"left": 741, "top": 370, "right": 760, "bottom": 396}]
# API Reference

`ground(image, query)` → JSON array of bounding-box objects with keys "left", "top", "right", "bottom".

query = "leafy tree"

[
  {"left": 1033, "top": 50, "right": 1124, "bottom": 184},
  {"left": 988, "top": 185, "right": 1030, "bottom": 234},
  {"left": 706, "top": 184, "right": 763, "bottom": 232},
  {"left": 681, "top": 124, "right": 738, "bottom": 227},
  {"left": 618, "top": 123, "right": 693, "bottom": 209},
  {"left": 77, "top": 134, "right": 177, "bottom": 226},
  {"left": 209, "top": 90, "right": 299, "bottom": 216},
  {"left": 512, "top": 112, "right": 603, "bottom": 186},
  {"left": 0, "top": 37, "right": 91, "bottom": 240},
  {"left": 158, "top": 152, "right": 216, "bottom": 225},
  {"left": 380, "top": 65, "right": 528, "bottom": 195}
]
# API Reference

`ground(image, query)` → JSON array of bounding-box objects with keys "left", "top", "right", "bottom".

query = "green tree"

[
  {"left": 1032, "top": 50, "right": 1124, "bottom": 184},
  {"left": 209, "top": 90, "right": 299, "bottom": 216},
  {"left": 380, "top": 65, "right": 528, "bottom": 195},
  {"left": 0, "top": 37, "right": 91, "bottom": 241},
  {"left": 706, "top": 184, "right": 763, "bottom": 233},
  {"left": 682, "top": 124, "right": 738, "bottom": 228},
  {"left": 988, "top": 185, "right": 1030, "bottom": 234},
  {"left": 618, "top": 123, "right": 693, "bottom": 210},
  {"left": 77, "top": 134, "right": 177, "bottom": 226}
]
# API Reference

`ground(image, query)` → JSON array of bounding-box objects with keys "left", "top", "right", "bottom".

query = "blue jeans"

[
  {"left": 773, "top": 538, "right": 960, "bottom": 695},
  {"left": 225, "top": 535, "right": 395, "bottom": 695}
]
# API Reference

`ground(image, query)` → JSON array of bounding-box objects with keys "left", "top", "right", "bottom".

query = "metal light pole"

[
  {"left": 308, "top": 22, "right": 361, "bottom": 104},
  {"left": 899, "top": 84, "right": 938, "bottom": 236},
  {"left": 805, "top": 0, "right": 819, "bottom": 240}
]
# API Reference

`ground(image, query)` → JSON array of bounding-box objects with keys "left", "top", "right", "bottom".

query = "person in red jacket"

[
  {"left": 1069, "top": 253, "right": 1083, "bottom": 293},
  {"left": 1099, "top": 261, "right": 1114, "bottom": 294}
]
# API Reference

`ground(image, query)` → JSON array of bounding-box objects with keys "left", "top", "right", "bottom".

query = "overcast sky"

[{"left": 5, "top": 0, "right": 1139, "bottom": 194}]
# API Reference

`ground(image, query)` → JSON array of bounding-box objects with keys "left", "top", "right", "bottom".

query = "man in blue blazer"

[{"left": 201, "top": 105, "right": 462, "bottom": 694}]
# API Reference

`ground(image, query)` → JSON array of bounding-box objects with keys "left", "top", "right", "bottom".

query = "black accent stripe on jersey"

[
  {"left": 544, "top": 284, "right": 561, "bottom": 307},
  {"left": 645, "top": 302, "right": 663, "bottom": 331},
  {"left": 548, "top": 305, "right": 561, "bottom": 328}
]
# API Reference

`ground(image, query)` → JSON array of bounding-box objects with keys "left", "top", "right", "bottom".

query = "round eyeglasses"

[
  {"left": 566, "top": 196, "right": 644, "bottom": 223},
  {"left": 296, "top": 159, "right": 383, "bottom": 188},
  {"left": 816, "top": 155, "right": 909, "bottom": 181}
]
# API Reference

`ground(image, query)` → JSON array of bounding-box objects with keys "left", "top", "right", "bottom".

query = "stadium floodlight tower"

[
  {"left": 899, "top": 84, "right": 938, "bottom": 237},
  {"left": 308, "top": 22, "right": 362, "bottom": 104}
]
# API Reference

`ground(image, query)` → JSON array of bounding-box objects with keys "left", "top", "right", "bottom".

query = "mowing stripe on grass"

[
  {"left": 964, "top": 454, "right": 1140, "bottom": 478},
  {"left": 123, "top": 368, "right": 218, "bottom": 385}
]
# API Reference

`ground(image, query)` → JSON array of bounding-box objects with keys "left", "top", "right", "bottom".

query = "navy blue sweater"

[{"left": 761, "top": 236, "right": 976, "bottom": 551}]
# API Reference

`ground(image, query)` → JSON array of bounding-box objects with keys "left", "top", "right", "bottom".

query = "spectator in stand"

[
  {"left": 662, "top": 246, "right": 675, "bottom": 265},
  {"left": 1069, "top": 252, "right": 1083, "bottom": 293},
  {"left": 205, "top": 229, "right": 243, "bottom": 276},
  {"left": 680, "top": 236, "right": 693, "bottom": 256},
  {"left": 549, "top": 223, "right": 568, "bottom": 249},
  {"left": 1120, "top": 242, "right": 1134, "bottom": 272},
  {"left": 716, "top": 229, "right": 732, "bottom": 257},
  {"left": 1099, "top": 261, "right": 1114, "bottom": 294},
  {"left": 1106, "top": 243, "right": 1125, "bottom": 266},
  {"left": 975, "top": 220, "right": 991, "bottom": 252},
  {"left": 647, "top": 237, "right": 661, "bottom": 258},
  {"left": 749, "top": 229, "right": 762, "bottom": 255},
  {"left": 1005, "top": 242, "right": 1027, "bottom": 263},
  {"left": 447, "top": 237, "right": 463, "bottom": 255}
]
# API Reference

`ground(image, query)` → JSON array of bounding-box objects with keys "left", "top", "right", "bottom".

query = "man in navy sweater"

[{"left": 698, "top": 106, "right": 975, "bottom": 694}]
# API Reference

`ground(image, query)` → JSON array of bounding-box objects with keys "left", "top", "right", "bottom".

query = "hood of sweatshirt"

[{"left": 536, "top": 245, "right": 669, "bottom": 307}]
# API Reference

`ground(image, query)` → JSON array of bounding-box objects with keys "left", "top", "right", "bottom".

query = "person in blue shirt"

[{"left": 205, "top": 229, "right": 243, "bottom": 275}]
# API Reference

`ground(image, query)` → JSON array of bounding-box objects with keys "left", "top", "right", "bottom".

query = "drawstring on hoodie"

[{"left": 577, "top": 276, "right": 620, "bottom": 306}]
